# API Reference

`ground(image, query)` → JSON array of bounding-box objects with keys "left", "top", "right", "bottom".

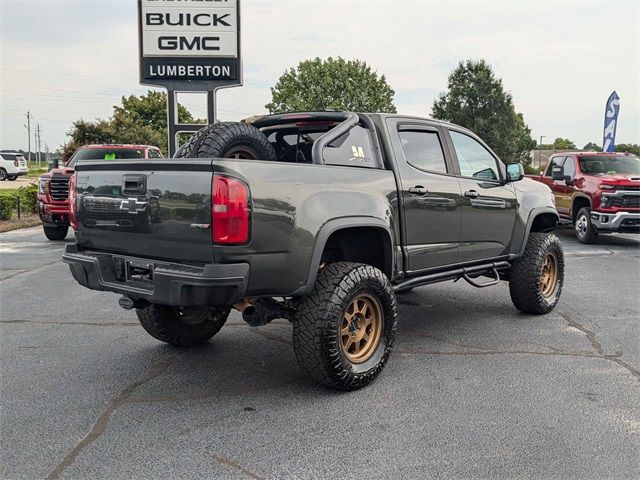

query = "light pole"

[{"left": 538, "top": 135, "right": 546, "bottom": 172}]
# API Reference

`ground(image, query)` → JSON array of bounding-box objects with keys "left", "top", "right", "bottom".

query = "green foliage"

[
  {"left": 18, "top": 183, "right": 38, "bottom": 214},
  {"left": 0, "top": 183, "right": 38, "bottom": 220},
  {"left": 583, "top": 142, "right": 602, "bottom": 152},
  {"left": 63, "top": 91, "right": 204, "bottom": 160},
  {"left": 615, "top": 144, "right": 640, "bottom": 156},
  {"left": 0, "top": 193, "right": 16, "bottom": 220},
  {"left": 432, "top": 59, "right": 535, "bottom": 165},
  {"left": 552, "top": 138, "right": 576, "bottom": 150},
  {"left": 266, "top": 57, "right": 397, "bottom": 114}
]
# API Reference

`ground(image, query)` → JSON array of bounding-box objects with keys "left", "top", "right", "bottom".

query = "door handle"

[
  {"left": 464, "top": 190, "right": 480, "bottom": 199},
  {"left": 409, "top": 186, "right": 428, "bottom": 195}
]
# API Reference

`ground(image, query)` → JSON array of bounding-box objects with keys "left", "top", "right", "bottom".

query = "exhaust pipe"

[{"left": 235, "top": 298, "right": 292, "bottom": 327}]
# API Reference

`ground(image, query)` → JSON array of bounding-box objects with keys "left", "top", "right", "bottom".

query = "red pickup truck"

[
  {"left": 529, "top": 152, "right": 640, "bottom": 243},
  {"left": 38, "top": 144, "right": 163, "bottom": 240}
]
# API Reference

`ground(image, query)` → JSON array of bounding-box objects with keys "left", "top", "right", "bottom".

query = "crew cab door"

[
  {"left": 445, "top": 128, "right": 518, "bottom": 262},
  {"left": 386, "top": 119, "right": 462, "bottom": 271},
  {"left": 545, "top": 156, "right": 574, "bottom": 216}
]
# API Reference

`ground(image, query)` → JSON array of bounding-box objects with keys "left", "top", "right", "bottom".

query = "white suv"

[{"left": 0, "top": 152, "right": 29, "bottom": 181}]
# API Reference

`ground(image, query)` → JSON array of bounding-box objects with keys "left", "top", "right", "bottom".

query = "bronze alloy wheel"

[
  {"left": 540, "top": 252, "right": 559, "bottom": 298},
  {"left": 340, "top": 293, "right": 383, "bottom": 364}
]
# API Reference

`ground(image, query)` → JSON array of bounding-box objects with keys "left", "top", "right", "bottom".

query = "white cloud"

[{"left": 1, "top": 0, "right": 638, "bottom": 152}]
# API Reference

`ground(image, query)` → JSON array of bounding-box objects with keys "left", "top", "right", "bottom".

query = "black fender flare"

[
  {"left": 570, "top": 194, "right": 592, "bottom": 219},
  {"left": 291, "top": 217, "right": 395, "bottom": 296},
  {"left": 512, "top": 207, "right": 560, "bottom": 258}
]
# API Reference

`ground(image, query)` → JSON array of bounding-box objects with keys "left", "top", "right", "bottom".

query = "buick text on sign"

[{"left": 138, "top": 0, "right": 241, "bottom": 88}]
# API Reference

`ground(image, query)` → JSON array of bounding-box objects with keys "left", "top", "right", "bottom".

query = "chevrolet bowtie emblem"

[{"left": 119, "top": 198, "right": 148, "bottom": 215}]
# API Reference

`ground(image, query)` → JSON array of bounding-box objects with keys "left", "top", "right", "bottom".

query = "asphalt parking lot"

[{"left": 1, "top": 226, "right": 639, "bottom": 479}]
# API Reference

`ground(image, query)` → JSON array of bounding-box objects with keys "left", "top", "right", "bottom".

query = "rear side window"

[
  {"left": 399, "top": 130, "right": 447, "bottom": 174},
  {"left": 148, "top": 149, "right": 163, "bottom": 159},
  {"left": 450, "top": 131, "right": 501, "bottom": 180},
  {"left": 1, "top": 154, "right": 16, "bottom": 161},
  {"left": 323, "top": 125, "right": 379, "bottom": 168}
]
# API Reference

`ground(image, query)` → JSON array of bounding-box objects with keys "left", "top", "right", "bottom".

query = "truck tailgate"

[{"left": 74, "top": 159, "right": 215, "bottom": 264}]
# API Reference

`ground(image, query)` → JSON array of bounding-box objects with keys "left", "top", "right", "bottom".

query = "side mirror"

[
  {"left": 551, "top": 165, "right": 565, "bottom": 181},
  {"left": 505, "top": 163, "right": 524, "bottom": 182}
]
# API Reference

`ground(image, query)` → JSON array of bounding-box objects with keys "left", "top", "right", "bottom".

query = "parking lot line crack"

[
  {"left": 46, "top": 353, "right": 183, "bottom": 480},
  {"left": 559, "top": 312, "right": 640, "bottom": 381},
  {"left": 0, "top": 319, "right": 139, "bottom": 327},
  {"left": 205, "top": 451, "right": 266, "bottom": 480},
  {"left": 397, "top": 349, "right": 602, "bottom": 359},
  {"left": 0, "top": 260, "right": 61, "bottom": 283}
]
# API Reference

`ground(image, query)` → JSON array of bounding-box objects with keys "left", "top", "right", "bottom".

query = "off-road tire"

[
  {"left": 293, "top": 262, "right": 397, "bottom": 391},
  {"left": 575, "top": 207, "right": 598, "bottom": 244},
  {"left": 174, "top": 122, "right": 276, "bottom": 161},
  {"left": 0, "top": 168, "right": 6, "bottom": 181},
  {"left": 7, "top": 176, "right": 17, "bottom": 181},
  {"left": 136, "top": 305, "right": 231, "bottom": 348},
  {"left": 43, "top": 225, "right": 69, "bottom": 241},
  {"left": 509, "top": 233, "right": 564, "bottom": 315}
]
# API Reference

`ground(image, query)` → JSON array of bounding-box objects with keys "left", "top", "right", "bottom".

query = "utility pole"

[
  {"left": 36, "top": 124, "right": 42, "bottom": 166},
  {"left": 538, "top": 135, "right": 546, "bottom": 172},
  {"left": 25, "top": 111, "right": 32, "bottom": 163}
]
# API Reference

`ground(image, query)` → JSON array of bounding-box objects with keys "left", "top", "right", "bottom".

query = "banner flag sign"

[
  {"left": 602, "top": 91, "right": 620, "bottom": 153},
  {"left": 138, "top": 0, "right": 242, "bottom": 91}
]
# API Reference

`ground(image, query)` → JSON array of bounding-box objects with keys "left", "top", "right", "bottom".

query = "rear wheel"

[
  {"left": 174, "top": 122, "right": 276, "bottom": 161},
  {"left": 292, "top": 262, "right": 397, "bottom": 391},
  {"left": 509, "top": 233, "right": 564, "bottom": 314},
  {"left": 136, "top": 305, "right": 231, "bottom": 348},
  {"left": 43, "top": 225, "right": 69, "bottom": 241},
  {"left": 575, "top": 207, "right": 598, "bottom": 244},
  {"left": 0, "top": 168, "right": 6, "bottom": 181},
  {"left": 7, "top": 176, "right": 17, "bottom": 181}
]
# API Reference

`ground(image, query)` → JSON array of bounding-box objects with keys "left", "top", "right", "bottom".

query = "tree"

[
  {"left": 432, "top": 59, "right": 534, "bottom": 164},
  {"left": 63, "top": 91, "right": 202, "bottom": 159},
  {"left": 615, "top": 144, "right": 640, "bottom": 156},
  {"left": 552, "top": 138, "right": 576, "bottom": 150},
  {"left": 582, "top": 142, "right": 601, "bottom": 151},
  {"left": 266, "top": 57, "right": 397, "bottom": 114}
]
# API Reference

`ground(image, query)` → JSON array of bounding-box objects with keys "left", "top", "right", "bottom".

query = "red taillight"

[
  {"left": 212, "top": 175, "right": 250, "bottom": 244},
  {"left": 68, "top": 174, "right": 78, "bottom": 231}
]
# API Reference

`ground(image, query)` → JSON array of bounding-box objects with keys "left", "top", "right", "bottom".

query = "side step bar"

[{"left": 392, "top": 261, "right": 511, "bottom": 292}]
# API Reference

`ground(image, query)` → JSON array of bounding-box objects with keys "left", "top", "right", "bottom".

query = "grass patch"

[{"left": 0, "top": 214, "right": 41, "bottom": 233}]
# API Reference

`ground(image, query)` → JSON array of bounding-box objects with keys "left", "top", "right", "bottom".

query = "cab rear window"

[{"left": 69, "top": 148, "right": 145, "bottom": 166}]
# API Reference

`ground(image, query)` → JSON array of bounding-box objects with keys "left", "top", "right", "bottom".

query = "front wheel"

[
  {"left": 136, "top": 305, "right": 230, "bottom": 348},
  {"left": 509, "top": 233, "right": 564, "bottom": 315},
  {"left": 292, "top": 262, "right": 397, "bottom": 391},
  {"left": 43, "top": 225, "right": 69, "bottom": 241},
  {"left": 575, "top": 207, "right": 598, "bottom": 244},
  {"left": 0, "top": 168, "right": 6, "bottom": 181}
]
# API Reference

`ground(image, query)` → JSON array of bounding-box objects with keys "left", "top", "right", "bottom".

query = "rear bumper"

[
  {"left": 591, "top": 211, "right": 640, "bottom": 233},
  {"left": 62, "top": 244, "right": 249, "bottom": 307}
]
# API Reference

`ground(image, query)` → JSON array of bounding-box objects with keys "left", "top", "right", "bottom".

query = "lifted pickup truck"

[
  {"left": 528, "top": 151, "right": 640, "bottom": 243},
  {"left": 38, "top": 144, "right": 163, "bottom": 240},
  {"left": 63, "top": 112, "right": 563, "bottom": 390}
]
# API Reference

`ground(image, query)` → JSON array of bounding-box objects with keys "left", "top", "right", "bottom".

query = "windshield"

[
  {"left": 69, "top": 148, "right": 145, "bottom": 167},
  {"left": 579, "top": 155, "right": 640, "bottom": 175}
]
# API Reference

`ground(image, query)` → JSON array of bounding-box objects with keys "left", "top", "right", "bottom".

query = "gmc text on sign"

[{"left": 138, "top": 0, "right": 242, "bottom": 90}]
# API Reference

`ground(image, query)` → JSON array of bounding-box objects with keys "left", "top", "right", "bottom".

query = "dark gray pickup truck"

[{"left": 63, "top": 112, "right": 564, "bottom": 390}]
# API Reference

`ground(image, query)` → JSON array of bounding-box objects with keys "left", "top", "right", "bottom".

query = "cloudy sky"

[{"left": 1, "top": 0, "right": 638, "bottom": 153}]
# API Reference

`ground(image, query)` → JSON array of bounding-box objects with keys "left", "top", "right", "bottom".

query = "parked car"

[
  {"left": 38, "top": 144, "right": 163, "bottom": 240},
  {"left": 0, "top": 152, "right": 28, "bottom": 181},
  {"left": 63, "top": 112, "right": 563, "bottom": 390},
  {"left": 528, "top": 151, "right": 640, "bottom": 243}
]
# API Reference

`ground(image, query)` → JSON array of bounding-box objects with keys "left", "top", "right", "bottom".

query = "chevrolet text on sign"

[{"left": 138, "top": 0, "right": 242, "bottom": 89}]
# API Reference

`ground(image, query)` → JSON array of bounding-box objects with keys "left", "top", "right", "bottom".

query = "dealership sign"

[{"left": 138, "top": 0, "right": 242, "bottom": 90}]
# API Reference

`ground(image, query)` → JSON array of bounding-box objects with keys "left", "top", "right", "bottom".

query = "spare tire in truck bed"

[{"left": 175, "top": 122, "right": 277, "bottom": 161}]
